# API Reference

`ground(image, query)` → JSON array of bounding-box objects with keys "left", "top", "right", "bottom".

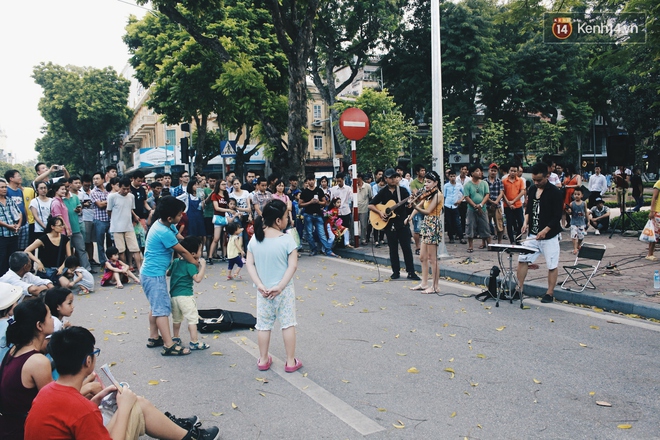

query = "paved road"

[{"left": 73, "top": 255, "right": 660, "bottom": 439}]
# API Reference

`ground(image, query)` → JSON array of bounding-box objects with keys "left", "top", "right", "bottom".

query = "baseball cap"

[
  {"left": 384, "top": 168, "right": 398, "bottom": 178},
  {"left": 489, "top": 163, "right": 499, "bottom": 169},
  {"left": 595, "top": 197, "right": 603, "bottom": 203},
  {"left": 0, "top": 282, "right": 23, "bottom": 311}
]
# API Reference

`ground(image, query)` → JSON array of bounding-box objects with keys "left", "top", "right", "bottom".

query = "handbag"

[
  {"left": 639, "top": 219, "right": 656, "bottom": 243},
  {"left": 213, "top": 214, "right": 227, "bottom": 226}
]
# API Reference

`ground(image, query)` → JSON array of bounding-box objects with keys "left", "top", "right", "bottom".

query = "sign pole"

[
  {"left": 339, "top": 107, "right": 370, "bottom": 248},
  {"left": 351, "top": 140, "right": 359, "bottom": 247}
]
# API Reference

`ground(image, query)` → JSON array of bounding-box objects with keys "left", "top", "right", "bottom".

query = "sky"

[{"left": 0, "top": 0, "right": 148, "bottom": 162}]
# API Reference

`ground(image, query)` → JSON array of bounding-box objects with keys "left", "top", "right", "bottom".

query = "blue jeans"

[
  {"left": 93, "top": 220, "right": 110, "bottom": 264},
  {"left": 303, "top": 213, "right": 332, "bottom": 255}
]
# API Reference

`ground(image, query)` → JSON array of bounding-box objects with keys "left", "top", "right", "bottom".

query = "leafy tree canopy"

[{"left": 32, "top": 63, "right": 131, "bottom": 174}]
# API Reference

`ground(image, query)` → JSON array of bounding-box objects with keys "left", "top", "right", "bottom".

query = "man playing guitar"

[{"left": 368, "top": 168, "right": 420, "bottom": 281}]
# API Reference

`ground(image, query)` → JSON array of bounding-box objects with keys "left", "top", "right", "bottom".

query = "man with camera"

[{"left": 33, "top": 162, "right": 70, "bottom": 188}]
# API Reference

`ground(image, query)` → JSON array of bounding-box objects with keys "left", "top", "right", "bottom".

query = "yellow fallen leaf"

[
  {"left": 589, "top": 391, "right": 596, "bottom": 396},
  {"left": 443, "top": 323, "right": 449, "bottom": 327},
  {"left": 477, "top": 424, "right": 483, "bottom": 429},
  {"left": 496, "top": 326, "right": 506, "bottom": 331},
  {"left": 377, "top": 408, "right": 387, "bottom": 412},
  {"left": 396, "top": 352, "right": 407, "bottom": 356},
  {"left": 470, "top": 382, "right": 478, "bottom": 387},
  {"left": 533, "top": 379, "right": 542, "bottom": 384},
  {"left": 302, "top": 385, "right": 309, "bottom": 390},
  {"left": 256, "top": 377, "right": 268, "bottom": 383},
  {"left": 450, "top": 411, "right": 456, "bottom": 418},
  {"left": 444, "top": 368, "right": 455, "bottom": 373},
  {"left": 436, "top": 333, "right": 442, "bottom": 337},
  {"left": 213, "top": 335, "right": 219, "bottom": 339},
  {"left": 259, "top": 392, "right": 266, "bottom": 397},
  {"left": 617, "top": 424, "right": 632, "bottom": 429},
  {"left": 449, "top": 358, "right": 454, "bottom": 362},
  {"left": 395, "top": 334, "right": 399, "bottom": 338},
  {"left": 449, "top": 334, "right": 456, "bottom": 337},
  {"left": 231, "top": 402, "right": 238, "bottom": 409},
  {"left": 550, "top": 319, "right": 555, "bottom": 322},
  {"left": 211, "top": 412, "right": 223, "bottom": 416},
  {"left": 148, "top": 380, "right": 159, "bottom": 385},
  {"left": 522, "top": 306, "right": 530, "bottom": 310},
  {"left": 108, "top": 362, "right": 117, "bottom": 367},
  {"left": 407, "top": 367, "right": 419, "bottom": 374},
  {"left": 373, "top": 344, "right": 382, "bottom": 348},
  {"left": 596, "top": 401, "right": 611, "bottom": 407},
  {"left": 467, "top": 339, "right": 472, "bottom": 344},
  {"left": 230, "top": 364, "right": 236, "bottom": 368},
  {"left": 302, "top": 372, "right": 308, "bottom": 377},
  {"left": 341, "top": 379, "right": 350, "bottom": 383},
  {"left": 579, "top": 343, "right": 587, "bottom": 347},
  {"left": 593, "top": 307, "right": 603, "bottom": 312},
  {"left": 211, "top": 352, "right": 223, "bottom": 356},
  {"left": 476, "top": 354, "right": 486, "bottom": 359},
  {"left": 393, "top": 422, "right": 405, "bottom": 429},
  {"left": 590, "top": 325, "right": 600, "bottom": 330}
]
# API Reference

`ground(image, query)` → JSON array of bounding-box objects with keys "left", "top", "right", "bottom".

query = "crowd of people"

[{"left": 0, "top": 157, "right": 656, "bottom": 439}]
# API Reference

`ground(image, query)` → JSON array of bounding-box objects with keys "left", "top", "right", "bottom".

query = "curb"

[{"left": 332, "top": 247, "right": 660, "bottom": 320}]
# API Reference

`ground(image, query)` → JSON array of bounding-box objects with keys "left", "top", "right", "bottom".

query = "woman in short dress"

[{"left": 408, "top": 171, "right": 444, "bottom": 294}]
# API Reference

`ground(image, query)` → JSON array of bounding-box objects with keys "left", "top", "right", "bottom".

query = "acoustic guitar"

[{"left": 369, "top": 187, "right": 437, "bottom": 231}]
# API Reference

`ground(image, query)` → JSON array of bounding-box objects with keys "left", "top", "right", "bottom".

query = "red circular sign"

[{"left": 339, "top": 107, "right": 370, "bottom": 141}]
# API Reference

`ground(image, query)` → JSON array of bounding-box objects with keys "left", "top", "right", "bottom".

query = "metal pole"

[
  {"left": 330, "top": 114, "right": 336, "bottom": 178},
  {"left": 351, "top": 140, "right": 359, "bottom": 247},
  {"left": 432, "top": 0, "right": 450, "bottom": 259}
]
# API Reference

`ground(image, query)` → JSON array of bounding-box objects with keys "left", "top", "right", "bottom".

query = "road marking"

[
  {"left": 529, "top": 298, "right": 660, "bottom": 332},
  {"left": 230, "top": 336, "right": 385, "bottom": 436},
  {"left": 331, "top": 257, "right": 660, "bottom": 331}
]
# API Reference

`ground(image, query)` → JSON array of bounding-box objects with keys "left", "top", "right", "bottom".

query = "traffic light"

[
  {"left": 181, "top": 123, "right": 190, "bottom": 132},
  {"left": 181, "top": 137, "right": 189, "bottom": 164}
]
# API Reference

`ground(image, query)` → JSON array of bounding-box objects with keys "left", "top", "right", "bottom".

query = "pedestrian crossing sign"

[{"left": 220, "top": 140, "right": 237, "bottom": 158}]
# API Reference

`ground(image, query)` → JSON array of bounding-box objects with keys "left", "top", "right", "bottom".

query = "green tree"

[
  {"left": 525, "top": 120, "right": 566, "bottom": 161},
  {"left": 0, "top": 162, "right": 37, "bottom": 185},
  {"left": 124, "top": 4, "right": 287, "bottom": 173},
  {"left": 143, "top": 0, "right": 320, "bottom": 178},
  {"left": 475, "top": 119, "right": 508, "bottom": 166},
  {"left": 311, "top": 0, "right": 406, "bottom": 160},
  {"left": 32, "top": 63, "right": 131, "bottom": 174},
  {"left": 333, "top": 89, "right": 415, "bottom": 172}
]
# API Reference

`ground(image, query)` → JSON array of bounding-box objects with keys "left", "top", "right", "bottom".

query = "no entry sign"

[{"left": 339, "top": 107, "right": 370, "bottom": 141}]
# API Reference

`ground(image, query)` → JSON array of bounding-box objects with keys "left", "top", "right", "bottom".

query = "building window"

[
  {"left": 313, "top": 104, "right": 322, "bottom": 121},
  {"left": 313, "top": 135, "right": 323, "bottom": 151},
  {"left": 166, "top": 129, "right": 176, "bottom": 147}
]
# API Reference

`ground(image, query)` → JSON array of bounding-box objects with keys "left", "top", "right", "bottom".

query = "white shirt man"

[
  {"left": 588, "top": 166, "right": 608, "bottom": 196},
  {"left": 330, "top": 175, "right": 352, "bottom": 217}
]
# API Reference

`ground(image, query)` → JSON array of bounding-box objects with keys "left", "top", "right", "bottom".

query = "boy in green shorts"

[{"left": 167, "top": 236, "right": 209, "bottom": 350}]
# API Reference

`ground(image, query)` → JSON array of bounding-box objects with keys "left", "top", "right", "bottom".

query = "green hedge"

[
  {"left": 604, "top": 199, "right": 650, "bottom": 209},
  {"left": 609, "top": 210, "right": 649, "bottom": 231}
]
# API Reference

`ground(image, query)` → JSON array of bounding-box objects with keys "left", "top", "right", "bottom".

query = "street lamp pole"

[{"left": 432, "top": 0, "right": 450, "bottom": 258}]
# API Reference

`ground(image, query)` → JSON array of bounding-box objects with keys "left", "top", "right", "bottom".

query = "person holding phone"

[{"left": 300, "top": 174, "right": 336, "bottom": 257}]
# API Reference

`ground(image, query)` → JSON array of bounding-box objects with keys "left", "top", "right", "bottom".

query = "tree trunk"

[{"left": 193, "top": 114, "right": 208, "bottom": 171}]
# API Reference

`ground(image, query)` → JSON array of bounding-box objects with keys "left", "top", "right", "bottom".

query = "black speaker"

[{"left": 606, "top": 135, "right": 634, "bottom": 166}]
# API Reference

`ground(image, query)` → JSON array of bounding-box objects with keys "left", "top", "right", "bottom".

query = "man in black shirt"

[
  {"left": 368, "top": 168, "right": 420, "bottom": 280},
  {"left": 130, "top": 170, "right": 152, "bottom": 250},
  {"left": 300, "top": 174, "right": 336, "bottom": 257},
  {"left": 517, "top": 162, "right": 563, "bottom": 303}
]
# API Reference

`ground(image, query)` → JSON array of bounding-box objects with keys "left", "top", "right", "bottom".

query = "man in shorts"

[
  {"left": 517, "top": 162, "right": 563, "bottom": 303},
  {"left": 107, "top": 178, "right": 142, "bottom": 271}
]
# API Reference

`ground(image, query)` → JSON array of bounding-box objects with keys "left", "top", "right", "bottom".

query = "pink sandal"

[
  {"left": 257, "top": 355, "right": 272, "bottom": 371},
  {"left": 284, "top": 358, "right": 303, "bottom": 373}
]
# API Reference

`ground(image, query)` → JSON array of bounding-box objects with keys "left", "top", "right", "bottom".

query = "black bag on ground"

[{"left": 197, "top": 309, "right": 256, "bottom": 333}]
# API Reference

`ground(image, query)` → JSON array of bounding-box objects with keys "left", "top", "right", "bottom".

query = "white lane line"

[
  {"left": 230, "top": 336, "right": 385, "bottom": 436},
  {"left": 528, "top": 298, "right": 660, "bottom": 332},
  {"left": 331, "top": 257, "right": 660, "bottom": 331}
]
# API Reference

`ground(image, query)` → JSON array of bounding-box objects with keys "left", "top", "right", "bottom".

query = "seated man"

[
  {"left": 588, "top": 197, "right": 610, "bottom": 235},
  {"left": 25, "top": 326, "right": 220, "bottom": 440},
  {"left": 0, "top": 251, "right": 52, "bottom": 299}
]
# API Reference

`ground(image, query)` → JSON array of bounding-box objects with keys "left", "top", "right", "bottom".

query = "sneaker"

[
  {"left": 594, "top": 230, "right": 600, "bottom": 235},
  {"left": 308, "top": 251, "right": 318, "bottom": 257},
  {"left": 540, "top": 294, "right": 554, "bottom": 303},
  {"left": 390, "top": 273, "right": 400, "bottom": 280},
  {"left": 206, "top": 259, "right": 214, "bottom": 265},
  {"left": 164, "top": 412, "right": 200, "bottom": 430},
  {"left": 407, "top": 273, "right": 421, "bottom": 281},
  {"left": 183, "top": 426, "right": 220, "bottom": 440},
  {"left": 460, "top": 239, "right": 467, "bottom": 244},
  {"left": 375, "top": 242, "right": 381, "bottom": 248},
  {"left": 227, "top": 275, "right": 233, "bottom": 280}
]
